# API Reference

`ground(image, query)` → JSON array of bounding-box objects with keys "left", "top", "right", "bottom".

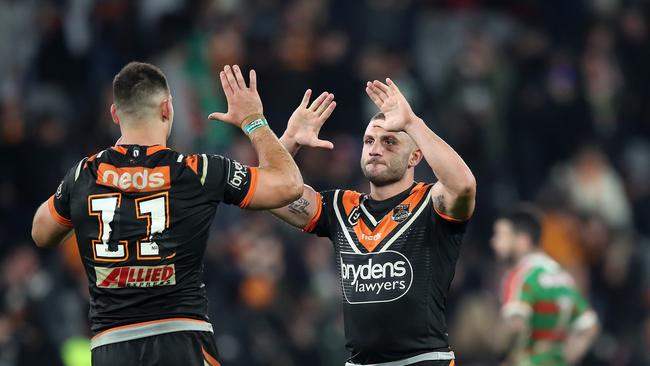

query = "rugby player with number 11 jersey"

[
  {"left": 269, "top": 79, "right": 476, "bottom": 366},
  {"left": 31, "top": 62, "right": 303, "bottom": 366}
]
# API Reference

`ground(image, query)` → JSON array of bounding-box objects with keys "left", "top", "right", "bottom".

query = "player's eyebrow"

[{"left": 381, "top": 134, "right": 398, "bottom": 140}]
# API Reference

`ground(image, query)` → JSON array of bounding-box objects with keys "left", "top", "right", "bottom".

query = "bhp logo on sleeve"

[{"left": 97, "top": 163, "right": 171, "bottom": 192}]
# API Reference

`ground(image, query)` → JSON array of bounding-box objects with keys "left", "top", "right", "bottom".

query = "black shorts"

[{"left": 91, "top": 331, "right": 220, "bottom": 366}]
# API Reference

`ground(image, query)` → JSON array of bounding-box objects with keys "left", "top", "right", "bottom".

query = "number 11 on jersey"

[{"left": 88, "top": 192, "right": 170, "bottom": 262}]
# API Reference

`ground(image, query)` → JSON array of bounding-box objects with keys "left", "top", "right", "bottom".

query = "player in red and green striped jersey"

[{"left": 491, "top": 204, "right": 599, "bottom": 366}]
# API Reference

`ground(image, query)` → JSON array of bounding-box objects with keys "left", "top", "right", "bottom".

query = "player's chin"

[
  {"left": 364, "top": 171, "right": 401, "bottom": 187},
  {"left": 364, "top": 161, "right": 388, "bottom": 173},
  {"left": 362, "top": 165, "right": 382, "bottom": 179}
]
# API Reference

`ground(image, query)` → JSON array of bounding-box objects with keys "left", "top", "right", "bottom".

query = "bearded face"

[{"left": 360, "top": 123, "right": 416, "bottom": 187}]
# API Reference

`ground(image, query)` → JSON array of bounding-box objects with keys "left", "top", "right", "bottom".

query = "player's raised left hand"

[
  {"left": 208, "top": 65, "right": 263, "bottom": 128},
  {"left": 365, "top": 78, "right": 418, "bottom": 132},
  {"left": 283, "top": 89, "right": 336, "bottom": 149}
]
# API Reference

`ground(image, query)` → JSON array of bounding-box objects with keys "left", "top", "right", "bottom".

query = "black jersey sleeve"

[
  {"left": 303, "top": 190, "right": 336, "bottom": 238},
  {"left": 432, "top": 206, "right": 469, "bottom": 247},
  {"left": 48, "top": 160, "right": 82, "bottom": 228},
  {"left": 187, "top": 153, "right": 258, "bottom": 208}
]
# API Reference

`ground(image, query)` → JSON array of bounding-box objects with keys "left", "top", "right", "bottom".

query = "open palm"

[
  {"left": 365, "top": 78, "right": 417, "bottom": 132},
  {"left": 286, "top": 89, "right": 336, "bottom": 149},
  {"left": 208, "top": 65, "right": 263, "bottom": 127}
]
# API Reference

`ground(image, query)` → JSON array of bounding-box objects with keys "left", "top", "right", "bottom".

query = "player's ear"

[
  {"left": 161, "top": 97, "right": 172, "bottom": 122},
  {"left": 408, "top": 149, "right": 423, "bottom": 168},
  {"left": 110, "top": 104, "right": 120, "bottom": 125}
]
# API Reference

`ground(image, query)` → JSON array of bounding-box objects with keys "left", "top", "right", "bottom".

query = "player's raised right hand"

[
  {"left": 208, "top": 65, "right": 263, "bottom": 128},
  {"left": 283, "top": 89, "right": 336, "bottom": 150}
]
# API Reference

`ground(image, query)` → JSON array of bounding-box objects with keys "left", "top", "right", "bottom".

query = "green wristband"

[{"left": 243, "top": 118, "right": 269, "bottom": 135}]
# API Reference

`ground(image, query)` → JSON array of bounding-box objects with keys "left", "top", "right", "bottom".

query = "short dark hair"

[
  {"left": 503, "top": 203, "right": 543, "bottom": 246},
  {"left": 113, "top": 62, "right": 169, "bottom": 114}
]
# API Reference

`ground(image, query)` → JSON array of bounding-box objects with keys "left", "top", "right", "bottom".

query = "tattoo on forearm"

[
  {"left": 288, "top": 198, "right": 311, "bottom": 216},
  {"left": 434, "top": 195, "right": 446, "bottom": 212}
]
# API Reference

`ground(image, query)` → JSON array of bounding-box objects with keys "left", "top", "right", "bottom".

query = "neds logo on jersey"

[
  {"left": 95, "top": 264, "right": 176, "bottom": 288},
  {"left": 340, "top": 250, "right": 413, "bottom": 304},
  {"left": 97, "top": 163, "right": 171, "bottom": 192}
]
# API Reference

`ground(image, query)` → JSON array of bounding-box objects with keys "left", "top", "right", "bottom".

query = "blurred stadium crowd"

[{"left": 1, "top": 0, "right": 650, "bottom": 365}]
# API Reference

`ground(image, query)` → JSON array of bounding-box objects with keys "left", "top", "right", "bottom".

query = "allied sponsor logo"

[
  {"left": 96, "top": 163, "right": 170, "bottom": 192},
  {"left": 340, "top": 250, "right": 413, "bottom": 304},
  {"left": 391, "top": 204, "right": 411, "bottom": 223},
  {"left": 347, "top": 206, "right": 360, "bottom": 226},
  {"left": 228, "top": 161, "right": 248, "bottom": 189},
  {"left": 95, "top": 264, "right": 176, "bottom": 288}
]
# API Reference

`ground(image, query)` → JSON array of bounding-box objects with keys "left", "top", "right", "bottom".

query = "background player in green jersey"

[{"left": 491, "top": 205, "right": 599, "bottom": 366}]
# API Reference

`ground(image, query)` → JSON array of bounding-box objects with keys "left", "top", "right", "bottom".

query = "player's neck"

[
  {"left": 368, "top": 175, "right": 414, "bottom": 201},
  {"left": 118, "top": 129, "right": 167, "bottom": 147}
]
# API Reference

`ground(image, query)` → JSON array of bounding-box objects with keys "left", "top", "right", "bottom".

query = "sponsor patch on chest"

[
  {"left": 340, "top": 250, "right": 413, "bottom": 304},
  {"left": 95, "top": 264, "right": 176, "bottom": 288}
]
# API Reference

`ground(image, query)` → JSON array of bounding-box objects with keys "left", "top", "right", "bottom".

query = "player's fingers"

[
  {"left": 249, "top": 69, "right": 257, "bottom": 90},
  {"left": 366, "top": 85, "right": 384, "bottom": 107},
  {"left": 367, "top": 81, "right": 387, "bottom": 100},
  {"left": 232, "top": 65, "right": 246, "bottom": 89},
  {"left": 300, "top": 89, "right": 312, "bottom": 108},
  {"left": 386, "top": 78, "right": 403, "bottom": 96},
  {"left": 223, "top": 65, "right": 239, "bottom": 91},
  {"left": 319, "top": 100, "right": 336, "bottom": 121},
  {"left": 314, "top": 139, "right": 334, "bottom": 150},
  {"left": 208, "top": 112, "right": 229, "bottom": 121},
  {"left": 316, "top": 93, "right": 335, "bottom": 115},
  {"left": 372, "top": 80, "right": 391, "bottom": 95},
  {"left": 309, "top": 92, "right": 329, "bottom": 111},
  {"left": 220, "top": 71, "right": 234, "bottom": 97}
]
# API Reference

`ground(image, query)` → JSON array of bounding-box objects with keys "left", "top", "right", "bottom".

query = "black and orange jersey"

[
  {"left": 48, "top": 144, "right": 257, "bottom": 335},
  {"left": 305, "top": 182, "right": 468, "bottom": 364}
]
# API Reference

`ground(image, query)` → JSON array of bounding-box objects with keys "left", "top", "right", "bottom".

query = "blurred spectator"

[{"left": 551, "top": 145, "right": 632, "bottom": 230}]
